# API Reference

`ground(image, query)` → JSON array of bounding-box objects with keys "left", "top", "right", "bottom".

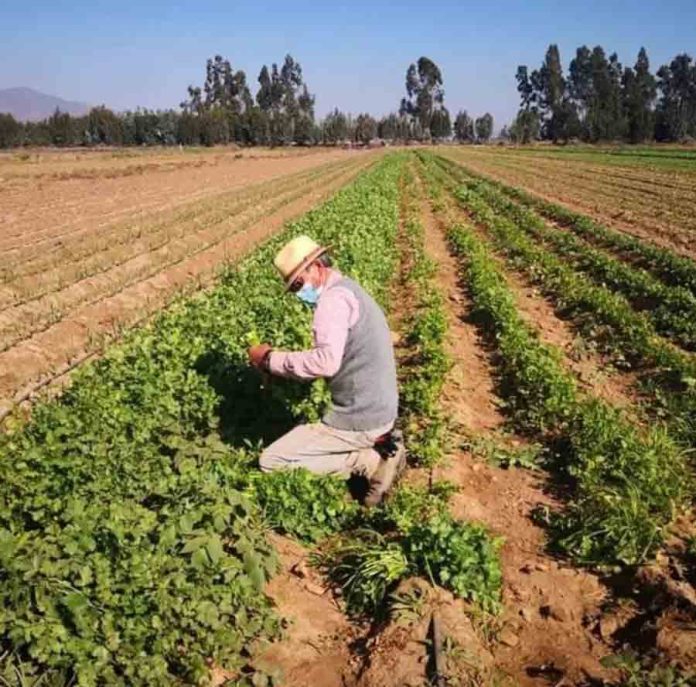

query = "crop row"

[
  {"left": 474, "top": 153, "right": 696, "bottom": 206},
  {"left": 0, "top": 154, "right": 507, "bottom": 685},
  {"left": 423, "top": 155, "right": 696, "bottom": 448},
  {"left": 444, "top": 216, "right": 688, "bottom": 567},
  {"left": 0, "top": 157, "right": 404, "bottom": 685},
  {"left": 397, "top": 168, "right": 450, "bottom": 468},
  {"left": 442, "top": 151, "right": 696, "bottom": 230},
  {"left": 459, "top": 176, "right": 696, "bottom": 351},
  {"left": 315, "top": 165, "right": 501, "bottom": 616},
  {"left": 436, "top": 156, "right": 696, "bottom": 296}
]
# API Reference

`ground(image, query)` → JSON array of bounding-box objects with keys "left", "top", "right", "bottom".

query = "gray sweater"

[{"left": 323, "top": 277, "right": 399, "bottom": 431}]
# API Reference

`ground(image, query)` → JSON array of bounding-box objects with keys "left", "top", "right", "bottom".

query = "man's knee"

[{"left": 259, "top": 448, "right": 284, "bottom": 473}]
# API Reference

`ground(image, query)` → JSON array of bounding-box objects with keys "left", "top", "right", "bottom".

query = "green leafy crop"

[
  {"left": 251, "top": 469, "right": 359, "bottom": 543},
  {"left": 402, "top": 514, "right": 503, "bottom": 613}
]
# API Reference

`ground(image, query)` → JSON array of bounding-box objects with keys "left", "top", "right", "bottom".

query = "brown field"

[
  {"left": 0, "top": 146, "right": 380, "bottom": 416},
  {"left": 436, "top": 144, "right": 696, "bottom": 258}
]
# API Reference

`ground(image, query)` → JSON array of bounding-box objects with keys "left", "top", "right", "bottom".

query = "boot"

[{"left": 364, "top": 430, "right": 406, "bottom": 507}]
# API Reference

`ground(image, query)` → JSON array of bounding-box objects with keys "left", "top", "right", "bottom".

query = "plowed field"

[{"left": 437, "top": 144, "right": 696, "bottom": 257}]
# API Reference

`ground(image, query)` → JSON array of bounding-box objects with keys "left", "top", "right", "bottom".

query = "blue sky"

[{"left": 1, "top": 0, "right": 694, "bottom": 128}]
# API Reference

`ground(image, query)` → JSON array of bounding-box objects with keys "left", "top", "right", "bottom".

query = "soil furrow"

[
  {"left": 0, "top": 160, "right": 339, "bottom": 279},
  {"left": 439, "top": 149, "right": 696, "bottom": 258},
  {"left": 0, "top": 148, "right": 372, "bottom": 250},
  {"left": 447, "top": 154, "right": 696, "bottom": 224}
]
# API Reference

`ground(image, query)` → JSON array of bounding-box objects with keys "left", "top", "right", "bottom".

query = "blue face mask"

[{"left": 296, "top": 283, "right": 322, "bottom": 306}]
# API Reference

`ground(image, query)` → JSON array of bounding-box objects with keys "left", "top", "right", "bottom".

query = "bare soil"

[
  {"left": 257, "top": 539, "right": 494, "bottom": 687},
  {"left": 257, "top": 535, "right": 359, "bottom": 687},
  {"left": 0, "top": 148, "right": 364, "bottom": 253},
  {"left": 0, "top": 160, "right": 360, "bottom": 352}
]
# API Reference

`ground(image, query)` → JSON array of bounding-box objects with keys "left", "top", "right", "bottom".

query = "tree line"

[
  {"left": 511, "top": 45, "right": 696, "bottom": 143},
  {"left": 0, "top": 54, "right": 497, "bottom": 148},
  {"left": 8, "top": 44, "right": 692, "bottom": 149}
]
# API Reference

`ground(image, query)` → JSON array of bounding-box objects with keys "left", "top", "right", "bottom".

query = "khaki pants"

[{"left": 259, "top": 421, "right": 394, "bottom": 478}]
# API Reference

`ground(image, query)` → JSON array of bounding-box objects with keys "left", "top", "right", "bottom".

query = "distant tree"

[
  {"left": 199, "top": 108, "right": 230, "bottom": 146},
  {"left": 23, "top": 120, "right": 51, "bottom": 146},
  {"left": 180, "top": 54, "right": 252, "bottom": 145},
  {"left": 202, "top": 55, "right": 251, "bottom": 113},
  {"left": 430, "top": 107, "right": 452, "bottom": 140},
  {"left": 256, "top": 55, "right": 315, "bottom": 145},
  {"left": 509, "top": 109, "right": 540, "bottom": 143},
  {"left": 294, "top": 83, "right": 316, "bottom": 145},
  {"left": 243, "top": 106, "right": 269, "bottom": 145},
  {"left": 177, "top": 112, "right": 201, "bottom": 145},
  {"left": 0, "top": 113, "right": 22, "bottom": 148},
  {"left": 181, "top": 85, "right": 203, "bottom": 115},
  {"left": 377, "top": 114, "right": 395, "bottom": 141},
  {"left": 655, "top": 53, "right": 696, "bottom": 141},
  {"left": 322, "top": 108, "right": 348, "bottom": 144},
  {"left": 121, "top": 109, "right": 163, "bottom": 145},
  {"left": 400, "top": 56, "right": 446, "bottom": 139},
  {"left": 519, "top": 44, "right": 578, "bottom": 142},
  {"left": 378, "top": 113, "right": 412, "bottom": 141},
  {"left": 87, "top": 106, "right": 122, "bottom": 145},
  {"left": 453, "top": 110, "right": 474, "bottom": 142},
  {"left": 475, "top": 113, "right": 494, "bottom": 142},
  {"left": 570, "top": 46, "right": 625, "bottom": 141},
  {"left": 46, "top": 108, "right": 74, "bottom": 146},
  {"left": 354, "top": 113, "right": 377, "bottom": 144},
  {"left": 537, "top": 45, "right": 566, "bottom": 141},
  {"left": 515, "top": 65, "right": 537, "bottom": 112},
  {"left": 622, "top": 48, "right": 657, "bottom": 143}
]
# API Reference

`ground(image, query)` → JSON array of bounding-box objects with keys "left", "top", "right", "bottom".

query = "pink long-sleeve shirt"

[{"left": 268, "top": 270, "right": 360, "bottom": 380}]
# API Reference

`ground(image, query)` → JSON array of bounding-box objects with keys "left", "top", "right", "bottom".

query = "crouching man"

[{"left": 247, "top": 235, "right": 405, "bottom": 506}]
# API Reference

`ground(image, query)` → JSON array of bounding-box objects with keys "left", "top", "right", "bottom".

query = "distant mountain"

[{"left": 0, "top": 87, "right": 90, "bottom": 122}]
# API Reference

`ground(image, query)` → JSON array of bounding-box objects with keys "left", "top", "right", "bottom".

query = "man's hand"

[{"left": 248, "top": 343, "right": 273, "bottom": 370}]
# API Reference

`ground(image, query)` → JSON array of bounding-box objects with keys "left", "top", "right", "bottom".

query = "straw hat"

[{"left": 273, "top": 235, "right": 328, "bottom": 288}]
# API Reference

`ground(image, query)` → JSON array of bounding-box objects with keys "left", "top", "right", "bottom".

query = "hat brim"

[{"left": 284, "top": 245, "right": 330, "bottom": 290}]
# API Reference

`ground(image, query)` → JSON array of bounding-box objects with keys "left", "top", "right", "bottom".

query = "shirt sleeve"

[{"left": 268, "top": 287, "right": 359, "bottom": 381}]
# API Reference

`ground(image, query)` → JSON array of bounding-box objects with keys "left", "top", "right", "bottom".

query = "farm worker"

[{"left": 247, "top": 235, "right": 405, "bottom": 506}]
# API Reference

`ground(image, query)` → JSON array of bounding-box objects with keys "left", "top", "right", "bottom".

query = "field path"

[{"left": 0, "top": 154, "right": 375, "bottom": 419}]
